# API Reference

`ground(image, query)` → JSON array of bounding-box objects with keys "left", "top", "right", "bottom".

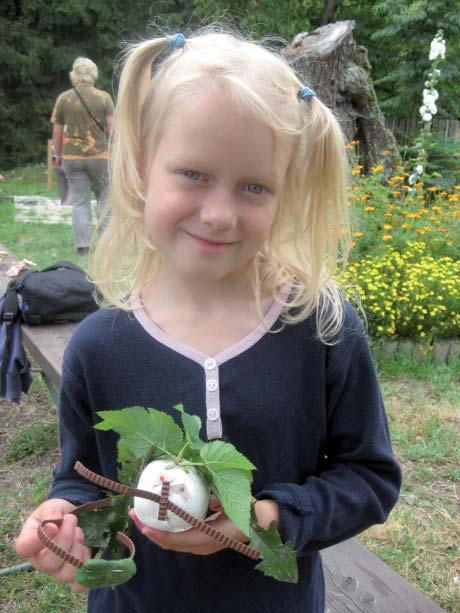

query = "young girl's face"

[{"left": 143, "top": 87, "right": 285, "bottom": 286}]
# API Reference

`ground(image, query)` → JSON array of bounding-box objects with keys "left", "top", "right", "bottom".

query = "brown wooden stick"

[
  {"left": 157, "top": 480, "right": 170, "bottom": 521},
  {"left": 74, "top": 461, "right": 260, "bottom": 561}
]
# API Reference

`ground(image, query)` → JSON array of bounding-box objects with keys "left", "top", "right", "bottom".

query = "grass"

[
  {"left": 0, "top": 164, "right": 59, "bottom": 197},
  {"left": 0, "top": 377, "right": 87, "bottom": 612},
  {"left": 357, "top": 349, "right": 460, "bottom": 612},
  {"left": 0, "top": 165, "right": 87, "bottom": 267}
]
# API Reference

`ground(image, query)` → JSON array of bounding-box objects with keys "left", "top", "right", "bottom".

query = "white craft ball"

[{"left": 134, "top": 459, "right": 210, "bottom": 532}]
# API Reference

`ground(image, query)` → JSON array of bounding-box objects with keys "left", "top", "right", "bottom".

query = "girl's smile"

[{"left": 183, "top": 230, "right": 237, "bottom": 253}]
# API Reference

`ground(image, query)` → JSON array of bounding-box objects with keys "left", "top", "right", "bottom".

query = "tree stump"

[{"left": 282, "top": 20, "right": 400, "bottom": 172}]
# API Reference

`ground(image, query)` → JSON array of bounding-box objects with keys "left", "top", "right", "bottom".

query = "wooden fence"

[{"left": 385, "top": 117, "right": 460, "bottom": 145}]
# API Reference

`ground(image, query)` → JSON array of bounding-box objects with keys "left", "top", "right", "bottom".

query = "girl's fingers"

[
  {"left": 52, "top": 534, "right": 90, "bottom": 584},
  {"left": 34, "top": 514, "right": 79, "bottom": 573}
]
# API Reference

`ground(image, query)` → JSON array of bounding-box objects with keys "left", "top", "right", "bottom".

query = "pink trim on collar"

[{"left": 133, "top": 283, "right": 290, "bottom": 365}]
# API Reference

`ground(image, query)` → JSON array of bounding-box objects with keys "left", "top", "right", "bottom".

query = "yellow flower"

[
  {"left": 383, "top": 224, "right": 392, "bottom": 230},
  {"left": 427, "top": 186, "right": 438, "bottom": 192},
  {"left": 453, "top": 210, "right": 460, "bottom": 219},
  {"left": 432, "top": 205, "right": 441, "bottom": 212},
  {"left": 371, "top": 164, "right": 385, "bottom": 173},
  {"left": 364, "top": 205, "right": 375, "bottom": 212},
  {"left": 383, "top": 234, "right": 392, "bottom": 241},
  {"left": 391, "top": 191, "right": 401, "bottom": 198},
  {"left": 448, "top": 194, "right": 459, "bottom": 203},
  {"left": 402, "top": 223, "right": 410, "bottom": 229},
  {"left": 417, "top": 228, "right": 426, "bottom": 235},
  {"left": 353, "top": 231, "right": 363, "bottom": 238},
  {"left": 351, "top": 165, "right": 363, "bottom": 175}
]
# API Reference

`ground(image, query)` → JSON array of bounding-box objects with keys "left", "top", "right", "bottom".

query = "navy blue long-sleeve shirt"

[{"left": 49, "top": 299, "right": 401, "bottom": 612}]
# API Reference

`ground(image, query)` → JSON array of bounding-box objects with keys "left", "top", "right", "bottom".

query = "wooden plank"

[
  {"left": 21, "top": 323, "right": 75, "bottom": 391},
  {"left": 322, "top": 539, "right": 445, "bottom": 612}
]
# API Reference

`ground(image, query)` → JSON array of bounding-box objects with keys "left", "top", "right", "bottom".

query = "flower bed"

[{"left": 343, "top": 241, "right": 460, "bottom": 341}]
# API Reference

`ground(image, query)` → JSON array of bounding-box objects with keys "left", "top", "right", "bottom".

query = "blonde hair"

[
  {"left": 92, "top": 29, "right": 351, "bottom": 343},
  {"left": 70, "top": 57, "right": 98, "bottom": 86}
]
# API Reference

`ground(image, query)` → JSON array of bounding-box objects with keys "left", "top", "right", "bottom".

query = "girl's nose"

[{"left": 200, "top": 189, "right": 237, "bottom": 230}]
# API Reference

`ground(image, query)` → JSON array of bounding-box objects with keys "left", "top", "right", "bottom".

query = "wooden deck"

[{"left": 0, "top": 246, "right": 445, "bottom": 612}]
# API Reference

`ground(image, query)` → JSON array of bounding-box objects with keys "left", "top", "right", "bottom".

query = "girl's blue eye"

[
  {"left": 244, "top": 184, "right": 265, "bottom": 194},
  {"left": 184, "top": 170, "right": 201, "bottom": 181}
]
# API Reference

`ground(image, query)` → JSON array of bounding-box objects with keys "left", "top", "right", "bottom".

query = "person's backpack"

[{"left": 0, "top": 261, "right": 99, "bottom": 401}]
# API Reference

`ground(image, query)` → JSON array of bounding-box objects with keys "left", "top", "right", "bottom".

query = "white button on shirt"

[
  {"left": 207, "top": 408, "right": 219, "bottom": 421},
  {"left": 206, "top": 379, "right": 218, "bottom": 391},
  {"left": 204, "top": 358, "right": 217, "bottom": 370}
]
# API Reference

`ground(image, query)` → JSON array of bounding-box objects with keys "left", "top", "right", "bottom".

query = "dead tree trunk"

[{"left": 282, "top": 20, "right": 400, "bottom": 172}]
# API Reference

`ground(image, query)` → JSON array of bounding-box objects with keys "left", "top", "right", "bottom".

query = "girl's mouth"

[{"left": 185, "top": 231, "right": 235, "bottom": 251}]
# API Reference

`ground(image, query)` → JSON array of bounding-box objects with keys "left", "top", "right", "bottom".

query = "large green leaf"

[
  {"left": 249, "top": 518, "right": 298, "bottom": 584},
  {"left": 75, "top": 558, "right": 136, "bottom": 589},
  {"left": 209, "top": 469, "right": 252, "bottom": 535},
  {"left": 200, "top": 440, "right": 256, "bottom": 473},
  {"left": 95, "top": 407, "right": 184, "bottom": 459}
]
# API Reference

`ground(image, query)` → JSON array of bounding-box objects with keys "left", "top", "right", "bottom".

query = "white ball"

[{"left": 134, "top": 459, "right": 210, "bottom": 532}]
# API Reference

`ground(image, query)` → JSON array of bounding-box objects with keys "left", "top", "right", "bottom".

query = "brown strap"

[
  {"left": 157, "top": 480, "right": 170, "bottom": 521},
  {"left": 37, "top": 499, "right": 136, "bottom": 569},
  {"left": 74, "top": 461, "right": 260, "bottom": 561}
]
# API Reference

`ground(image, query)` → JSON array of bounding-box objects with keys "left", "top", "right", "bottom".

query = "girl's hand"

[
  {"left": 15, "top": 499, "right": 91, "bottom": 593},
  {"left": 129, "top": 507, "right": 246, "bottom": 555},
  {"left": 128, "top": 499, "right": 280, "bottom": 556}
]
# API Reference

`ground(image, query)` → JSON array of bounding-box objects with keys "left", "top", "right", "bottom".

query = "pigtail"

[
  {"left": 92, "top": 37, "right": 171, "bottom": 306},
  {"left": 275, "top": 94, "right": 351, "bottom": 342},
  {"left": 112, "top": 38, "right": 170, "bottom": 214}
]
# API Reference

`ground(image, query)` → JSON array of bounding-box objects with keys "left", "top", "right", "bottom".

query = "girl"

[{"left": 16, "top": 30, "right": 401, "bottom": 612}]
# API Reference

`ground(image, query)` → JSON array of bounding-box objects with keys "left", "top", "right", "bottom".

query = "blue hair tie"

[
  {"left": 168, "top": 33, "right": 186, "bottom": 49},
  {"left": 298, "top": 86, "right": 316, "bottom": 100}
]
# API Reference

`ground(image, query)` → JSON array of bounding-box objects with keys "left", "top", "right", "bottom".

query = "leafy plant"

[{"left": 72, "top": 404, "right": 298, "bottom": 589}]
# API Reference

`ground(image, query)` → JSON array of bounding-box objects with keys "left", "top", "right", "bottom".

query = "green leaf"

[
  {"left": 117, "top": 439, "right": 144, "bottom": 487},
  {"left": 75, "top": 558, "right": 136, "bottom": 589},
  {"left": 249, "top": 519, "right": 298, "bottom": 584},
  {"left": 174, "top": 403, "right": 205, "bottom": 451},
  {"left": 95, "top": 407, "right": 184, "bottom": 459},
  {"left": 210, "top": 469, "right": 252, "bottom": 535},
  {"left": 200, "top": 440, "right": 256, "bottom": 473}
]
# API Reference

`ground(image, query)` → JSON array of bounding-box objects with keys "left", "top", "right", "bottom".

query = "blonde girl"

[{"left": 16, "top": 30, "right": 400, "bottom": 613}]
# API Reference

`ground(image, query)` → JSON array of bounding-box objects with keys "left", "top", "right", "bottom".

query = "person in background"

[{"left": 51, "top": 57, "right": 114, "bottom": 255}]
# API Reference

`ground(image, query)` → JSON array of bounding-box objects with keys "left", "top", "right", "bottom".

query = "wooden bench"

[{"left": 0, "top": 246, "right": 445, "bottom": 612}]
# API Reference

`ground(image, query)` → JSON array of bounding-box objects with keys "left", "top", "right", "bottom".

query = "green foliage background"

[{"left": 1, "top": 0, "right": 459, "bottom": 168}]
